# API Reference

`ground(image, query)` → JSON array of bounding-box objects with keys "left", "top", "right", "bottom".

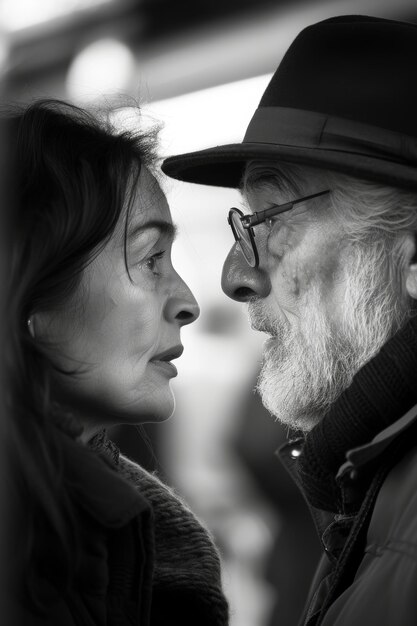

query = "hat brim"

[{"left": 162, "top": 142, "right": 417, "bottom": 190}]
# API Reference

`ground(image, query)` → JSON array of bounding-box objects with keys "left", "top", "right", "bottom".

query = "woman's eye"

[{"left": 143, "top": 251, "right": 165, "bottom": 273}]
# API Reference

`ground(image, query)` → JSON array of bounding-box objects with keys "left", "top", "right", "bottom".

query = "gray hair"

[
  {"left": 245, "top": 163, "right": 417, "bottom": 427},
  {"left": 243, "top": 161, "right": 417, "bottom": 294}
]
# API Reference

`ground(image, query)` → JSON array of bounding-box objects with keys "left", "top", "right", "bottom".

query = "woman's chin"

[
  {"left": 54, "top": 385, "right": 177, "bottom": 428},
  {"left": 119, "top": 390, "right": 176, "bottom": 424}
]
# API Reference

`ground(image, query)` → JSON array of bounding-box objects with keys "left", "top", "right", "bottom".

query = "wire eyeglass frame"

[{"left": 227, "top": 189, "right": 330, "bottom": 267}]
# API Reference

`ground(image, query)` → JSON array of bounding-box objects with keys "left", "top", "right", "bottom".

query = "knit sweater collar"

[
  {"left": 89, "top": 428, "right": 120, "bottom": 465},
  {"left": 89, "top": 430, "right": 229, "bottom": 626},
  {"left": 296, "top": 314, "right": 417, "bottom": 513}
]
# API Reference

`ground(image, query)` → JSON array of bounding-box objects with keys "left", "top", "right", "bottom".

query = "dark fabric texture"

[
  {"left": 91, "top": 433, "right": 229, "bottom": 626},
  {"left": 296, "top": 314, "right": 417, "bottom": 513},
  {"left": 14, "top": 427, "right": 154, "bottom": 626},
  {"left": 161, "top": 15, "right": 417, "bottom": 189},
  {"left": 298, "top": 434, "right": 417, "bottom": 626},
  {"left": 15, "top": 428, "right": 229, "bottom": 626}
]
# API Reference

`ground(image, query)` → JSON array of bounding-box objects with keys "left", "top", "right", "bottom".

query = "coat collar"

[
  {"left": 336, "top": 402, "right": 417, "bottom": 480},
  {"left": 278, "top": 403, "right": 417, "bottom": 481},
  {"left": 277, "top": 403, "right": 417, "bottom": 533}
]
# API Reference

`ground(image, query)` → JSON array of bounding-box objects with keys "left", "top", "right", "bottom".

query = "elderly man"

[{"left": 163, "top": 14, "right": 417, "bottom": 626}]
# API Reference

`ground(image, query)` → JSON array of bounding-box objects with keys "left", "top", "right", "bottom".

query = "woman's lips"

[
  {"left": 152, "top": 345, "right": 184, "bottom": 361},
  {"left": 150, "top": 345, "right": 183, "bottom": 377},
  {"left": 150, "top": 359, "right": 178, "bottom": 377}
]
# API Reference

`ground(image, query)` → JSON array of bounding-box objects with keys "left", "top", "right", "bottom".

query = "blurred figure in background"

[
  {"left": 231, "top": 380, "right": 321, "bottom": 625},
  {"left": 163, "top": 15, "right": 417, "bottom": 626},
  {"left": 6, "top": 99, "right": 228, "bottom": 625}
]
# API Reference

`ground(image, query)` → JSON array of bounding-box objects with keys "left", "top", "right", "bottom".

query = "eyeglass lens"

[{"left": 230, "top": 210, "right": 256, "bottom": 266}]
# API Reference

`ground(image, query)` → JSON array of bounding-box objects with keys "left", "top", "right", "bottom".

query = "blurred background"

[{"left": 2, "top": 1, "right": 417, "bottom": 624}]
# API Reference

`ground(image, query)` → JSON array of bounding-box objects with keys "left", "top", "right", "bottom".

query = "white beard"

[{"left": 250, "top": 244, "right": 409, "bottom": 433}]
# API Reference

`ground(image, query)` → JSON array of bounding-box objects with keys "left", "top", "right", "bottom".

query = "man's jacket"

[{"left": 279, "top": 403, "right": 417, "bottom": 626}]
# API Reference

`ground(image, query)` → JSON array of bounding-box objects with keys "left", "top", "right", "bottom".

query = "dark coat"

[
  {"left": 279, "top": 403, "right": 417, "bottom": 626},
  {"left": 14, "top": 429, "right": 228, "bottom": 626},
  {"left": 14, "top": 429, "right": 154, "bottom": 626}
]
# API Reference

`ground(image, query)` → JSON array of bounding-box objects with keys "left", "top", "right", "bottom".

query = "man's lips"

[{"left": 250, "top": 323, "right": 276, "bottom": 335}]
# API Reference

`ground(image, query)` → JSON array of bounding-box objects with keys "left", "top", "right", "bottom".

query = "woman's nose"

[
  {"left": 221, "top": 243, "right": 271, "bottom": 302},
  {"left": 165, "top": 275, "right": 200, "bottom": 326}
]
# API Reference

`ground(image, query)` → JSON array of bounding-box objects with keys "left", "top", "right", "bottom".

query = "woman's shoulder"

[
  {"left": 115, "top": 452, "right": 229, "bottom": 626},
  {"left": 117, "top": 453, "right": 217, "bottom": 546},
  {"left": 117, "top": 454, "right": 189, "bottom": 510}
]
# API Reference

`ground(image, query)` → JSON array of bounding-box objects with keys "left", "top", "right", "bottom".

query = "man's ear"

[{"left": 405, "top": 233, "right": 417, "bottom": 299}]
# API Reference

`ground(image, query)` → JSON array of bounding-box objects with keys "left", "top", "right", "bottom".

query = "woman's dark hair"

[{"left": 5, "top": 99, "right": 158, "bottom": 610}]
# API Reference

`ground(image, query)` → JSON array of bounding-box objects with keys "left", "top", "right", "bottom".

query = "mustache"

[{"left": 247, "top": 300, "right": 280, "bottom": 335}]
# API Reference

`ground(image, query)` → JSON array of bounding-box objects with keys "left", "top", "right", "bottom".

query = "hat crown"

[
  {"left": 162, "top": 15, "right": 417, "bottom": 190},
  {"left": 259, "top": 15, "right": 417, "bottom": 136}
]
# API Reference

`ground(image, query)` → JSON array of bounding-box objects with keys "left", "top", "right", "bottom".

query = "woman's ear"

[
  {"left": 28, "top": 312, "right": 49, "bottom": 339},
  {"left": 406, "top": 266, "right": 417, "bottom": 299},
  {"left": 405, "top": 233, "right": 417, "bottom": 299},
  {"left": 28, "top": 315, "right": 35, "bottom": 338}
]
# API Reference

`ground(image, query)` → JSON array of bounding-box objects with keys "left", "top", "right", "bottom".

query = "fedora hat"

[{"left": 162, "top": 15, "right": 417, "bottom": 190}]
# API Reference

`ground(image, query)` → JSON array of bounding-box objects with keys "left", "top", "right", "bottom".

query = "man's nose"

[{"left": 221, "top": 243, "right": 271, "bottom": 302}]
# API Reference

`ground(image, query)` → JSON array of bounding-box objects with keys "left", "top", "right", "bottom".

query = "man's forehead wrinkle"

[
  {"left": 244, "top": 183, "right": 283, "bottom": 212},
  {"left": 245, "top": 161, "right": 306, "bottom": 196}
]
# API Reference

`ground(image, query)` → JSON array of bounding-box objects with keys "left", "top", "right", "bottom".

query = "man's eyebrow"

[{"left": 128, "top": 220, "right": 178, "bottom": 242}]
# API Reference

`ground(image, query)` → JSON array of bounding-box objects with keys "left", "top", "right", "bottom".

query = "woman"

[{"left": 6, "top": 100, "right": 228, "bottom": 625}]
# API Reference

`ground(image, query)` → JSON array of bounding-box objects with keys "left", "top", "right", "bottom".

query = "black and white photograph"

[{"left": 3, "top": 1, "right": 417, "bottom": 625}]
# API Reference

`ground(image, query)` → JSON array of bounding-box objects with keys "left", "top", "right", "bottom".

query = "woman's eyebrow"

[{"left": 128, "top": 220, "right": 178, "bottom": 243}]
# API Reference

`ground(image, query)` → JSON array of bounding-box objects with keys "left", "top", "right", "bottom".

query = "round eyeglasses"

[{"left": 228, "top": 189, "right": 330, "bottom": 267}]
